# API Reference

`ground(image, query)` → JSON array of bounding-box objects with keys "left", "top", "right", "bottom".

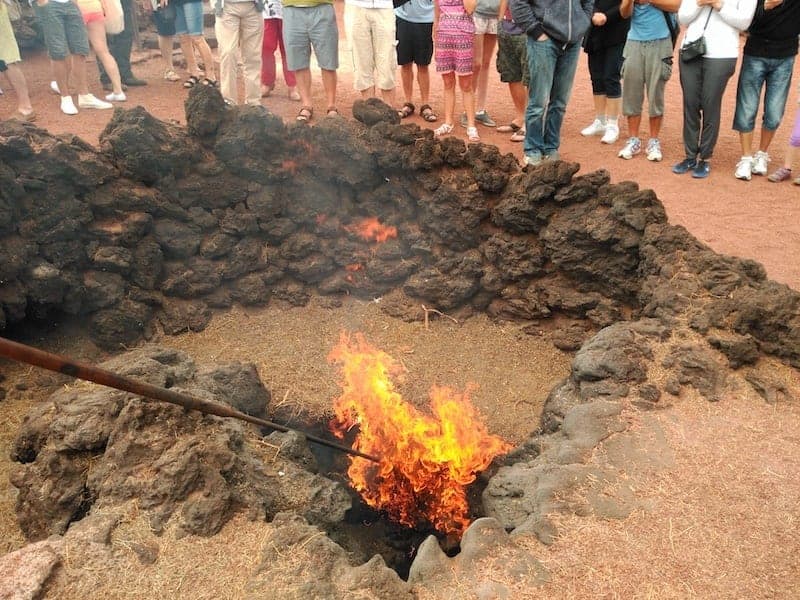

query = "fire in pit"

[
  {"left": 328, "top": 332, "right": 511, "bottom": 537},
  {"left": 344, "top": 217, "right": 398, "bottom": 243}
]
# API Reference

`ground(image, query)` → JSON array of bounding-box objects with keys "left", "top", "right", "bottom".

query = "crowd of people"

[{"left": 1, "top": 0, "right": 799, "bottom": 183}]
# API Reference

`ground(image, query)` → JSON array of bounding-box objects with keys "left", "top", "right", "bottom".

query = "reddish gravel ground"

[{"left": 3, "top": 7, "right": 799, "bottom": 290}]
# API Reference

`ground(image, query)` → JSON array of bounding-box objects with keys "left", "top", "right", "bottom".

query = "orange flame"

[
  {"left": 345, "top": 217, "right": 398, "bottom": 243},
  {"left": 328, "top": 332, "right": 511, "bottom": 537}
]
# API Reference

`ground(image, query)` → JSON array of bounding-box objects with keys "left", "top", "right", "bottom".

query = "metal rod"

[{"left": 0, "top": 336, "right": 380, "bottom": 463}]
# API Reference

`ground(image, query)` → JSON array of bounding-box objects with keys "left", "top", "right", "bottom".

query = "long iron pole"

[{"left": 0, "top": 336, "right": 380, "bottom": 463}]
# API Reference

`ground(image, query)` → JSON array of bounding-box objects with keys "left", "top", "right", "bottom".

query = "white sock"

[
  {"left": 607, "top": 117, "right": 618, "bottom": 127},
  {"left": 597, "top": 114, "right": 607, "bottom": 124}
]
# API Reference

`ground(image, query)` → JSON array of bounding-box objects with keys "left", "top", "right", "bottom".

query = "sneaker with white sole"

[
  {"left": 618, "top": 137, "right": 641, "bottom": 159},
  {"left": 735, "top": 156, "right": 753, "bottom": 180},
  {"left": 752, "top": 150, "right": 769, "bottom": 176},
  {"left": 78, "top": 93, "right": 113, "bottom": 110},
  {"left": 60, "top": 96, "right": 78, "bottom": 115},
  {"left": 646, "top": 138, "right": 662, "bottom": 162},
  {"left": 105, "top": 92, "right": 127, "bottom": 102},
  {"left": 600, "top": 123, "right": 619, "bottom": 144},
  {"left": 523, "top": 152, "right": 542, "bottom": 166},
  {"left": 475, "top": 110, "right": 496, "bottom": 127},
  {"left": 50, "top": 80, "right": 61, "bottom": 95},
  {"left": 581, "top": 118, "right": 606, "bottom": 137}
]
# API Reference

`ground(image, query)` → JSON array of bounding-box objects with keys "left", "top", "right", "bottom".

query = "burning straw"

[{"left": 328, "top": 332, "right": 511, "bottom": 537}]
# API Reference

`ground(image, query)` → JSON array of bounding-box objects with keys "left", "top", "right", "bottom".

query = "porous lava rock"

[{"left": 9, "top": 345, "right": 351, "bottom": 541}]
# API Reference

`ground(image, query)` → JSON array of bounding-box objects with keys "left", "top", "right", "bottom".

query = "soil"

[{"left": 2, "top": 8, "right": 800, "bottom": 598}]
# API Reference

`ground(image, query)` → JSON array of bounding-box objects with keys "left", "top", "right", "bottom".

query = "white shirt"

[{"left": 678, "top": 0, "right": 757, "bottom": 59}]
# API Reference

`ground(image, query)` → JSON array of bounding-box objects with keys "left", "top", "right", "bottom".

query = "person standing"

[
  {"left": 509, "top": 0, "right": 593, "bottom": 165},
  {"left": 0, "top": 0, "right": 35, "bottom": 120},
  {"left": 672, "top": 0, "right": 756, "bottom": 179},
  {"left": 100, "top": 0, "right": 147, "bottom": 90},
  {"left": 214, "top": 0, "right": 264, "bottom": 106},
  {"left": 345, "top": 0, "right": 397, "bottom": 107},
  {"left": 33, "top": 0, "right": 113, "bottom": 114},
  {"left": 767, "top": 97, "right": 800, "bottom": 184},
  {"left": 617, "top": 0, "right": 680, "bottom": 162},
  {"left": 579, "top": 0, "right": 630, "bottom": 145},
  {"left": 494, "top": 0, "right": 527, "bottom": 141},
  {"left": 283, "top": 0, "right": 339, "bottom": 121},
  {"left": 395, "top": 0, "right": 437, "bottom": 122},
  {"left": 461, "top": 0, "right": 499, "bottom": 128},
  {"left": 149, "top": 0, "right": 182, "bottom": 82},
  {"left": 75, "top": 0, "right": 127, "bottom": 101},
  {"left": 732, "top": 0, "right": 800, "bottom": 181}
]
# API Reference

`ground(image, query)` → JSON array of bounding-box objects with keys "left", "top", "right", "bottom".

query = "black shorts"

[{"left": 396, "top": 17, "right": 433, "bottom": 67}]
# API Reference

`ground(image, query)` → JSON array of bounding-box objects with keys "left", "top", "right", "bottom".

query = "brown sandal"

[
  {"left": 420, "top": 104, "right": 438, "bottom": 122},
  {"left": 398, "top": 102, "right": 415, "bottom": 118},
  {"left": 296, "top": 106, "right": 313, "bottom": 122}
]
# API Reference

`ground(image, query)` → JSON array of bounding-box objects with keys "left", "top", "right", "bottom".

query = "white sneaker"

[
  {"left": 601, "top": 123, "right": 619, "bottom": 144},
  {"left": 60, "top": 96, "right": 78, "bottom": 115},
  {"left": 105, "top": 92, "right": 127, "bottom": 102},
  {"left": 581, "top": 118, "right": 606, "bottom": 137},
  {"left": 735, "top": 156, "right": 753, "bottom": 181},
  {"left": 752, "top": 150, "right": 769, "bottom": 176},
  {"left": 78, "top": 93, "right": 113, "bottom": 110},
  {"left": 50, "top": 80, "right": 61, "bottom": 95},
  {"left": 646, "top": 138, "right": 662, "bottom": 162},
  {"left": 618, "top": 137, "right": 641, "bottom": 160}
]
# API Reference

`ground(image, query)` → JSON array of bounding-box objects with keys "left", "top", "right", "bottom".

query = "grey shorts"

[
  {"left": 283, "top": 3, "right": 339, "bottom": 72},
  {"left": 34, "top": 0, "right": 90, "bottom": 61},
  {"left": 621, "top": 37, "right": 674, "bottom": 118}
]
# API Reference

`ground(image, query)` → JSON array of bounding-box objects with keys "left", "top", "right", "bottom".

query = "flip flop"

[
  {"left": 420, "top": 104, "right": 438, "bottom": 122},
  {"left": 398, "top": 102, "right": 415, "bottom": 119},
  {"left": 296, "top": 106, "right": 313, "bottom": 122},
  {"left": 183, "top": 75, "right": 200, "bottom": 89},
  {"left": 497, "top": 122, "right": 522, "bottom": 133}
]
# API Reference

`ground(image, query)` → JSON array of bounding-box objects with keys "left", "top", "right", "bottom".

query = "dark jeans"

[
  {"left": 99, "top": 0, "right": 135, "bottom": 82},
  {"left": 679, "top": 56, "right": 736, "bottom": 160}
]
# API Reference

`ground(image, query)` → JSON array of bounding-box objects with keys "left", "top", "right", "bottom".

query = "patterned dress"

[{"left": 434, "top": 0, "right": 474, "bottom": 75}]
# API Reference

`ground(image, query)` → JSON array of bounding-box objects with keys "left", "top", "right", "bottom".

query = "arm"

[
  {"left": 498, "top": 0, "right": 507, "bottom": 19},
  {"left": 620, "top": 0, "right": 633, "bottom": 19},
  {"left": 509, "top": 0, "right": 539, "bottom": 34},
  {"left": 714, "top": 0, "right": 757, "bottom": 31},
  {"left": 678, "top": 0, "right": 703, "bottom": 24}
]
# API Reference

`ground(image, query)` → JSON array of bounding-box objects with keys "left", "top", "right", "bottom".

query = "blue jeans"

[
  {"left": 524, "top": 37, "right": 580, "bottom": 158},
  {"left": 733, "top": 54, "right": 796, "bottom": 133}
]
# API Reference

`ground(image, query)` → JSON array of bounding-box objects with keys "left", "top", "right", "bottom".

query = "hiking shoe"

[
  {"left": 600, "top": 123, "right": 619, "bottom": 144},
  {"left": 618, "top": 137, "right": 641, "bottom": 159},
  {"left": 735, "top": 156, "right": 753, "bottom": 181},
  {"left": 581, "top": 118, "right": 606, "bottom": 137},
  {"left": 692, "top": 160, "right": 711, "bottom": 179},
  {"left": 672, "top": 158, "right": 697, "bottom": 174},
  {"left": 60, "top": 96, "right": 78, "bottom": 115},
  {"left": 122, "top": 75, "right": 147, "bottom": 86},
  {"left": 78, "top": 94, "right": 113, "bottom": 110},
  {"left": 646, "top": 138, "right": 662, "bottom": 162},
  {"left": 768, "top": 166, "right": 792, "bottom": 182},
  {"left": 752, "top": 150, "right": 770, "bottom": 175},
  {"left": 475, "top": 110, "right": 496, "bottom": 127}
]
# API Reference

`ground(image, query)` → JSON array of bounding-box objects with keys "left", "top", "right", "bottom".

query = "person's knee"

[{"left": 457, "top": 75, "right": 471, "bottom": 92}]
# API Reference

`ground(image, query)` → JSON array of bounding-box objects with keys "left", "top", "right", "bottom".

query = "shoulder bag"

[{"left": 679, "top": 8, "right": 712, "bottom": 63}]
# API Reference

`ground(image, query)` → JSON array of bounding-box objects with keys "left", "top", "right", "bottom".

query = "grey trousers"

[{"left": 678, "top": 56, "right": 736, "bottom": 160}]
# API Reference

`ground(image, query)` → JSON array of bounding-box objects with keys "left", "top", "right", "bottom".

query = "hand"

[
  {"left": 537, "top": 32, "right": 548, "bottom": 41},
  {"left": 764, "top": 0, "right": 783, "bottom": 9},
  {"left": 591, "top": 12, "right": 607, "bottom": 25},
  {"left": 36, "top": 0, "right": 49, "bottom": 6}
]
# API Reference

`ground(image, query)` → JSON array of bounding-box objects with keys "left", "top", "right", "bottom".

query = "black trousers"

[
  {"left": 99, "top": 0, "right": 135, "bottom": 82},
  {"left": 678, "top": 56, "right": 736, "bottom": 160}
]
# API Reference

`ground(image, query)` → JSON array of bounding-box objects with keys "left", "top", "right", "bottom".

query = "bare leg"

[
  {"left": 475, "top": 33, "right": 496, "bottom": 112},
  {"left": 606, "top": 97, "right": 621, "bottom": 123},
  {"left": 442, "top": 72, "right": 456, "bottom": 125},
  {"left": 400, "top": 63, "right": 414, "bottom": 103},
  {"left": 648, "top": 115, "right": 662, "bottom": 139},
  {"left": 87, "top": 20, "right": 123, "bottom": 95},
  {"left": 179, "top": 35, "right": 201, "bottom": 77},
  {"left": 509, "top": 80, "right": 526, "bottom": 128},
  {"left": 739, "top": 130, "right": 753, "bottom": 156},
  {"left": 5, "top": 63, "right": 33, "bottom": 114},
  {"left": 459, "top": 74, "right": 475, "bottom": 128},
  {"left": 295, "top": 67, "right": 312, "bottom": 107},
  {"left": 192, "top": 36, "right": 216, "bottom": 81},
  {"left": 592, "top": 94, "right": 607, "bottom": 121},
  {"left": 471, "top": 33, "right": 483, "bottom": 103},
  {"left": 73, "top": 53, "right": 90, "bottom": 96},
  {"left": 627, "top": 114, "right": 642, "bottom": 139},
  {"left": 758, "top": 129, "right": 776, "bottom": 153},
  {"left": 379, "top": 87, "right": 395, "bottom": 107},
  {"left": 360, "top": 86, "right": 375, "bottom": 98},
  {"left": 52, "top": 58, "right": 70, "bottom": 98},
  {"left": 321, "top": 68, "right": 336, "bottom": 110},
  {"left": 159, "top": 35, "right": 176, "bottom": 72}
]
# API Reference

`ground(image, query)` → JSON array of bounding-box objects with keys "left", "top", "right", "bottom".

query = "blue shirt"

[
  {"left": 395, "top": 0, "right": 434, "bottom": 23},
  {"left": 629, "top": 5, "right": 674, "bottom": 41}
]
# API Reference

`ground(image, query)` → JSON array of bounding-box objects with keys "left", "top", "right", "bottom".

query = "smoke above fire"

[{"left": 328, "top": 332, "right": 511, "bottom": 537}]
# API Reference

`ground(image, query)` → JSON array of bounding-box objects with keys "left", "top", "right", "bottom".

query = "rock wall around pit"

[{"left": 1, "top": 89, "right": 799, "bottom": 370}]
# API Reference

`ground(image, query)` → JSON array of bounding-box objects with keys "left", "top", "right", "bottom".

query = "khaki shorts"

[
  {"left": 0, "top": 3, "right": 22, "bottom": 64},
  {"left": 473, "top": 15, "right": 498, "bottom": 35},
  {"left": 345, "top": 5, "right": 396, "bottom": 91}
]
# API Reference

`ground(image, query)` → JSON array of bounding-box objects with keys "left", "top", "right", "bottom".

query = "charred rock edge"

[{"left": 2, "top": 88, "right": 800, "bottom": 596}]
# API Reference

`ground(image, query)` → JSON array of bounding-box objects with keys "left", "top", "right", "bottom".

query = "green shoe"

[{"left": 475, "top": 110, "right": 496, "bottom": 127}]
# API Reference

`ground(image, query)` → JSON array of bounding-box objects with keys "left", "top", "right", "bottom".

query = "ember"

[
  {"left": 329, "top": 332, "right": 511, "bottom": 537},
  {"left": 345, "top": 217, "right": 398, "bottom": 243}
]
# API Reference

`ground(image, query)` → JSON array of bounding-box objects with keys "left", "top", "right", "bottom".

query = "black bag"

[
  {"left": 680, "top": 36, "right": 706, "bottom": 62},
  {"left": 679, "top": 8, "right": 712, "bottom": 63}
]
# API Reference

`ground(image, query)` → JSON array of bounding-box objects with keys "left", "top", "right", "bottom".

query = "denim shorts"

[
  {"left": 174, "top": 0, "right": 204, "bottom": 36},
  {"left": 733, "top": 54, "right": 796, "bottom": 132},
  {"left": 34, "top": 1, "right": 90, "bottom": 60},
  {"left": 152, "top": 4, "right": 177, "bottom": 37}
]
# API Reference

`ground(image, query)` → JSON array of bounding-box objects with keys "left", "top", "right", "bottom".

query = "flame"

[
  {"left": 328, "top": 332, "right": 511, "bottom": 537},
  {"left": 345, "top": 217, "right": 398, "bottom": 243}
]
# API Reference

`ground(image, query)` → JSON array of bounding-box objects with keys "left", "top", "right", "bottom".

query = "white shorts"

[{"left": 473, "top": 15, "right": 498, "bottom": 36}]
